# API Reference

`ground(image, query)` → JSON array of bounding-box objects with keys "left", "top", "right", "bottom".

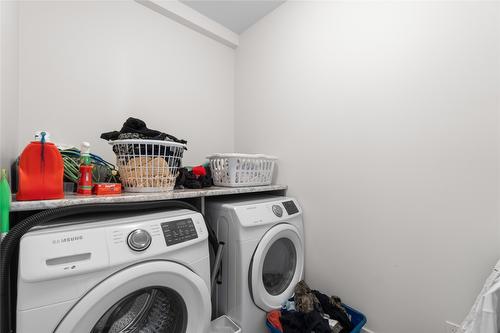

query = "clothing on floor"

[
  {"left": 313, "top": 290, "right": 352, "bottom": 333},
  {"left": 294, "top": 280, "right": 321, "bottom": 314},
  {"left": 274, "top": 280, "right": 353, "bottom": 333},
  {"left": 280, "top": 310, "right": 331, "bottom": 333},
  {"left": 282, "top": 298, "right": 296, "bottom": 312},
  {"left": 322, "top": 316, "right": 343, "bottom": 333},
  {"left": 267, "top": 310, "right": 283, "bottom": 332}
]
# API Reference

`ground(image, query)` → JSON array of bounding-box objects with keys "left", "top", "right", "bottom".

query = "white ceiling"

[{"left": 181, "top": 0, "right": 285, "bottom": 34}]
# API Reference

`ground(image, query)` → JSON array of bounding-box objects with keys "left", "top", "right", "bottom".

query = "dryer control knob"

[
  {"left": 127, "top": 229, "right": 152, "bottom": 251},
  {"left": 272, "top": 205, "right": 283, "bottom": 217}
]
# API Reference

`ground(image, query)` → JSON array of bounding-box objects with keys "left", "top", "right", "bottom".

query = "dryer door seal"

[
  {"left": 250, "top": 224, "right": 304, "bottom": 311},
  {"left": 54, "top": 260, "right": 211, "bottom": 333}
]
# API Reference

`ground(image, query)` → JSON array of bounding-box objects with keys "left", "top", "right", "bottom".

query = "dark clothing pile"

[
  {"left": 101, "top": 117, "right": 187, "bottom": 145},
  {"left": 281, "top": 311, "right": 331, "bottom": 333},
  {"left": 175, "top": 165, "right": 213, "bottom": 189},
  {"left": 101, "top": 118, "right": 187, "bottom": 168},
  {"left": 270, "top": 280, "right": 353, "bottom": 333},
  {"left": 313, "top": 291, "right": 352, "bottom": 333}
]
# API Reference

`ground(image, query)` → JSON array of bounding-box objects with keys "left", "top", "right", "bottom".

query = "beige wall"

[
  {"left": 0, "top": 0, "right": 19, "bottom": 174},
  {"left": 18, "top": 0, "right": 235, "bottom": 165},
  {"left": 8, "top": 1, "right": 500, "bottom": 332},
  {"left": 235, "top": 2, "right": 500, "bottom": 332}
]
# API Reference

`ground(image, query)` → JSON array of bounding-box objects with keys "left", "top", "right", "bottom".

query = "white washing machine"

[
  {"left": 16, "top": 209, "right": 212, "bottom": 333},
  {"left": 206, "top": 196, "right": 304, "bottom": 333}
]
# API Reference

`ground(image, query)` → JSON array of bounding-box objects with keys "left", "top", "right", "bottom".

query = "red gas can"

[{"left": 16, "top": 132, "right": 64, "bottom": 201}]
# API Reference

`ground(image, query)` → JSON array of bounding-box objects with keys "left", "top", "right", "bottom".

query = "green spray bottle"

[{"left": 0, "top": 169, "right": 11, "bottom": 243}]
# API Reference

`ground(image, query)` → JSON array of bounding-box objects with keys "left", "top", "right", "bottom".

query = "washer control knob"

[
  {"left": 127, "top": 229, "right": 152, "bottom": 251},
  {"left": 272, "top": 205, "right": 283, "bottom": 217}
]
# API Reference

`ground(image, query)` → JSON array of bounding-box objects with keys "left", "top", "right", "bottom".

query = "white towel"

[{"left": 462, "top": 260, "right": 500, "bottom": 333}]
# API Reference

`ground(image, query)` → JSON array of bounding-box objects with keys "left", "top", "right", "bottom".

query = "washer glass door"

[
  {"left": 55, "top": 261, "right": 211, "bottom": 333},
  {"left": 91, "top": 286, "right": 186, "bottom": 333},
  {"left": 250, "top": 224, "right": 304, "bottom": 311}
]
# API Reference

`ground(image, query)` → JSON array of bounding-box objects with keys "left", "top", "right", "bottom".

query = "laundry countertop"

[{"left": 10, "top": 184, "right": 288, "bottom": 212}]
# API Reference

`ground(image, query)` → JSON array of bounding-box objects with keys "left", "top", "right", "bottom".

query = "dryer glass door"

[
  {"left": 262, "top": 238, "right": 297, "bottom": 296},
  {"left": 250, "top": 224, "right": 304, "bottom": 311},
  {"left": 55, "top": 261, "right": 211, "bottom": 333}
]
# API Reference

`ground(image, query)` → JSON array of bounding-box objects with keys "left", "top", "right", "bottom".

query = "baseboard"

[{"left": 362, "top": 327, "right": 376, "bottom": 333}]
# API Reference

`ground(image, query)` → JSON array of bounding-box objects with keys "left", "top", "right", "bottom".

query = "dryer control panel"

[
  {"left": 282, "top": 200, "right": 299, "bottom": 215},
  {"left": 233, "top": 197, "right": 302, "bottom": 227}
]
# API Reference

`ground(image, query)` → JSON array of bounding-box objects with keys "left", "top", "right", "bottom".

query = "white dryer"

[
  {"left": 206, "top": 196, "right": 304, "bottom": 333},
  {"left": 16, "top": 209, "right": 212, "bottom": 333}
]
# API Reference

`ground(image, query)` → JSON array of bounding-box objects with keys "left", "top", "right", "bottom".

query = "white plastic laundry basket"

[
  {"left": 110, "top": 139, "right": 186, "bottom": 192},
  {"left": 208, "top": 153, "right": 277, "bottom": 187}
]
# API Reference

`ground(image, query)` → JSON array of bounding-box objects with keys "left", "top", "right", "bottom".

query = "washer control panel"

[
  {"left": 19, "top": 211, "right": 208, "bottom": 281},
  {"left": 127, "top": 229, "right": 152, "bottom": 251},
  {"left": 161, "top": 218, "right": 198, "bottom": 246}
]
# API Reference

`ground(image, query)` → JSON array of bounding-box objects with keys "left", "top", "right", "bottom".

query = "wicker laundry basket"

[{"left": 110, "top": 139, "right": 186, "bottom": 192}]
